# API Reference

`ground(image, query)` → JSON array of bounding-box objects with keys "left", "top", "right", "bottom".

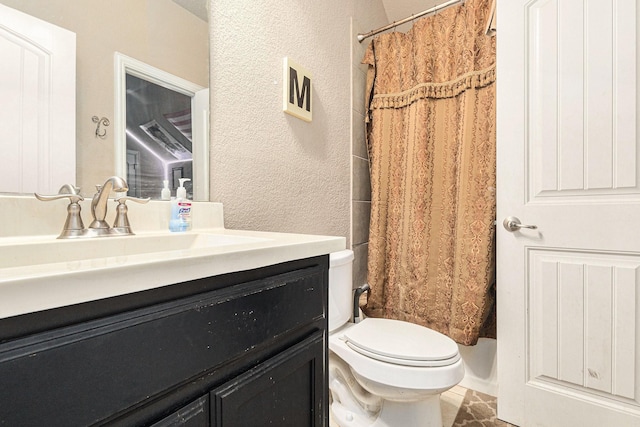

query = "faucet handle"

[
  {"left": 112, "top": 196, "right": 150, "bottom": 235},
  {"left": 36, "top": 182, "right": 82, "bottom": 201},
  {"left": 115, "top": 196, "right": 150, "bottom": 205},
  {"left": 57, "top": 184, "right": 81, "bottom": 195},
  {"left": 34, "top": 192, "right": 86, "bottom": 239},
  {"left": 35, "top": 192, "right": 84, "bottom": 204}
]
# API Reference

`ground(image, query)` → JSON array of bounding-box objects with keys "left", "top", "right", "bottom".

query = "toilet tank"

[{"left": 329, "top": 250, "right": 354, "bottom": 332}]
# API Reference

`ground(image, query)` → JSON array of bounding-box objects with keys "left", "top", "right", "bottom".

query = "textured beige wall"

[
  {"left": 0, "top": 0, "right": 208, "bottom": 193},
  {"left": 209, "top": 0, "right": 387, "bottom": 242}
]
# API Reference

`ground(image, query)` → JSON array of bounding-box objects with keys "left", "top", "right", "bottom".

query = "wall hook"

[{"left": 92, "top": 116, "right": 110, "bottom": 139}]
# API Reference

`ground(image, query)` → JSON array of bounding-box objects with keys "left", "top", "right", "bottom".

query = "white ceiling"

[
  {"left": 171, "top": 0, "right": 446, "bottom": 31},
  {"left": 172, "top": 0, "right": 208, "bottom": 22},
  {"left": 171, "top": 0, "right": 452, "bottom": 29}
]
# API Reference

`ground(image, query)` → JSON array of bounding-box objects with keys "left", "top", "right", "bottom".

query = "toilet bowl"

[{"left": 328, "top": 250, "right": 464, "bottom": 427}]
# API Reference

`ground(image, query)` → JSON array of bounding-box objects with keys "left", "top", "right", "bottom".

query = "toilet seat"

[
  {"left": 329, "top": 321, "right": 464, "bottom": 392},
  {"left": 342, "top": 318, "right": 460, "bottom": 367}
]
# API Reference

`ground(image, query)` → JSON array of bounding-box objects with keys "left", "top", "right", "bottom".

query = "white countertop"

[
  {"left": 0, "top": 196, "right": 346, "bottom": 319},
  {"left": 0, "top": 228, "right": 345, "bottom": 319}
]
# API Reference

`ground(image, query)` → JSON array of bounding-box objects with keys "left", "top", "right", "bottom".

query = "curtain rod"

[{"left": 357, "top": 0, "right": 466, "bottom": 43}]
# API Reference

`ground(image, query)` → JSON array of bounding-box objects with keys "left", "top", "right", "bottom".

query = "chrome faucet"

[
  {"left": 36, "top": 177, "right": 148, "bottom": 239},
  {"left": 112, "top": 196, "right": 150, "bottom": 235},
  {"left": 35, "top": 185, "right": 85, "bottom": 238},
  {"left": 88, "top": 176, "right": 129, "bottom": 233}
]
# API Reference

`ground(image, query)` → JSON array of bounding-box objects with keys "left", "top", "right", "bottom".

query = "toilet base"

[
  {"left": 376, "top": 397, "right": 442, "bottom": 427},
  {"left": 331, "top": 390, "right": 442, "bottom": 427},
  {"left": 328, "top": 324, "right": 463, "bottom": 427},
  {"left": 330, "top": 372, "right": 444, "bottom": 427}
]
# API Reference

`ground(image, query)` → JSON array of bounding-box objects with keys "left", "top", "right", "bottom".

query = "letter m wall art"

[{"left": 283, "top": 57, "right": 312, "bottom": 122}]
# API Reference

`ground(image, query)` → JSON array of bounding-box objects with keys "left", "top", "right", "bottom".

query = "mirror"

[
  {"left": 114, "top": 53, "right": 209, "bottom": 201},
  {"left": 0, "top": 0, "right": 209, "bottom": 199},
  {"left": 125, "top": 74, "right": 196, "bottom": 200}
]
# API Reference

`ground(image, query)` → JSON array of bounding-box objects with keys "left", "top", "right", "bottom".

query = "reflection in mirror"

[
  {"left": 0, "top": 2, "right": 76, "bottom": 195},
  {"left": 115, "top": 53, "right": 208, "bottom": 201},
  {"left": 126, "top": 75, "right": 193, "bottom": 199},
  {"left": 0, "top": 0, "right": 209, "bottom": 197}
]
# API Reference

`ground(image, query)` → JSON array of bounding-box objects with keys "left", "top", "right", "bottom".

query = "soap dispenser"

[
  {"left": 176, "top": 178, "right": 190, "bottom": 200},
  {"left": 161, "top": 180, "right": 171, "bottom": 200},
  {"left": 169, "top": 178, "right": 192, "bottom": 232}
]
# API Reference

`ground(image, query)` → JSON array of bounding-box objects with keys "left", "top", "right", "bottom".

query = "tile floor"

[
  {"left": 441, "top": 385, "right": 469, "bottom": 427},
  {"left": 329, "top": 385, "right": 478, "bottom": 427}
]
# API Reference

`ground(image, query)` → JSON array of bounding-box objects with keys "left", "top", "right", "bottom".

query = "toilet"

[{"left": 328, "top": 250, "right": 464, "bottom": 427}]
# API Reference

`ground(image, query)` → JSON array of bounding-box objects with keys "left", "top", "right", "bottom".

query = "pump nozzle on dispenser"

[{"left": 177, "top": 178, "right": 190, "bottom": 199}]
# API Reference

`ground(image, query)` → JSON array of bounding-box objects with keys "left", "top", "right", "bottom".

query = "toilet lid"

[{"left": 342, "top": 318, "right": 460, "bottom": 367}]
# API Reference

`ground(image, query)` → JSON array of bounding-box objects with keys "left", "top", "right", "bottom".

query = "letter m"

[{"left": 289, "top": 67, "right": 311, "bottom": 112}]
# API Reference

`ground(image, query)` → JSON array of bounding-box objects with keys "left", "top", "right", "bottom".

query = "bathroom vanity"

[{"left": 0, "top": 198, "right": 345, "bottom": 426}]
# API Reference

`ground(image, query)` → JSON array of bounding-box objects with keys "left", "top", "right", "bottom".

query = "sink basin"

[
  {"left": 0, "top": 196, "right": 346, "bottom": 321},
  {"left": 0, "top": 233, "right": 271, "bottom": 269}
]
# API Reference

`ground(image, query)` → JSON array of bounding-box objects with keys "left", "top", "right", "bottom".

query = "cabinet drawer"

[
  {"left": 151, "top": 396, "right": 209, "bottom": 427},
  {"left": 0, "top": 264, "right": 327, "bottom": 426}
]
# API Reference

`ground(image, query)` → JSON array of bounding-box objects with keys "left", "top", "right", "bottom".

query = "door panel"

[
  {"left": 528, "top": 0, "right": 638, "bottom": 201},
  {"left": 529, "top": 250, "right": 638, "bottom": 399},
  {"left": 0, "top": 3, "right": 75, "bottom": 194},
  {"left": 497, "top": 0, "right": 640, "bottom": 425}
]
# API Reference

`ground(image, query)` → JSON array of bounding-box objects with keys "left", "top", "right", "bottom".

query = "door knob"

[{"left": 503, "top": 216, "right": 537, "bottom": 232}]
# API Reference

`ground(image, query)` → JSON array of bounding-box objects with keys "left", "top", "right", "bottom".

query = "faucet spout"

[{"left": 89, "top": 176, "right": 128, "bottom": 231}]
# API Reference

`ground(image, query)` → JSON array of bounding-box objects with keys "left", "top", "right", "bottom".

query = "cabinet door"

[
  {"left": 212, "top": 332, "right": 326, "bottom": 427},
  {"left": 151, "top": 396, "right": 209, "bottom": 427}
]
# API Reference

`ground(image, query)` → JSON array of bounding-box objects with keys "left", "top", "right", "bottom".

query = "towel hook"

[{"left": 92, "top": 116, "right": 110, "bottom": 139}]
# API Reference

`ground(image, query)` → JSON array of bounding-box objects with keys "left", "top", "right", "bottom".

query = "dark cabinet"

[
  {"left": 0, "top": 255, "right": 329, "bottom": 427},
  {"left": 212, "top": 333, "right": 324, "bottom": 427},
  {"left": 151, "top": 396, "right": 209, "bottom": 427}
]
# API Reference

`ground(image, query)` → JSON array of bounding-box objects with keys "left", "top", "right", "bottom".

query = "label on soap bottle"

[{"left": 177, "top": 200, "right": 192, "bottom": 231}]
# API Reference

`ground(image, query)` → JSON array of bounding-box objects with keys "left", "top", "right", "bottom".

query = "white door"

[
  {"left": 497, "top": 0, "right": 640, "bottom": 426},
  {"left": 0, "top": 3, "right": 75, "bottom": 194}
]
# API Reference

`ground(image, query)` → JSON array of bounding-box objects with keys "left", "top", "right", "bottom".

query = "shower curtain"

[{"left": 362, "top": 0, "right": 496, "bottom": 346}]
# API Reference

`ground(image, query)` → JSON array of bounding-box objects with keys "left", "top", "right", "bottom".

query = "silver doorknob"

[{"left": 503, "top": 216, "right": 537, "bottom": 232}]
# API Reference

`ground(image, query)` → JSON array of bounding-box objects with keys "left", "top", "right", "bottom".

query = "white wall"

[{"left": 209, "top": 0, "right": 387, "bottom": 242}]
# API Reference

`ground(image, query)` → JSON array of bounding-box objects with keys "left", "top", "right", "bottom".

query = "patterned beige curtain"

[{"left": 362, "top": 0, "right": 496, "bottom": 346}]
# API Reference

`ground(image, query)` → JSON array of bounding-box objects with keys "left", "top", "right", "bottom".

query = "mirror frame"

[{"left": 114, "top": 52, "right": 209, "bottom": 201}]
